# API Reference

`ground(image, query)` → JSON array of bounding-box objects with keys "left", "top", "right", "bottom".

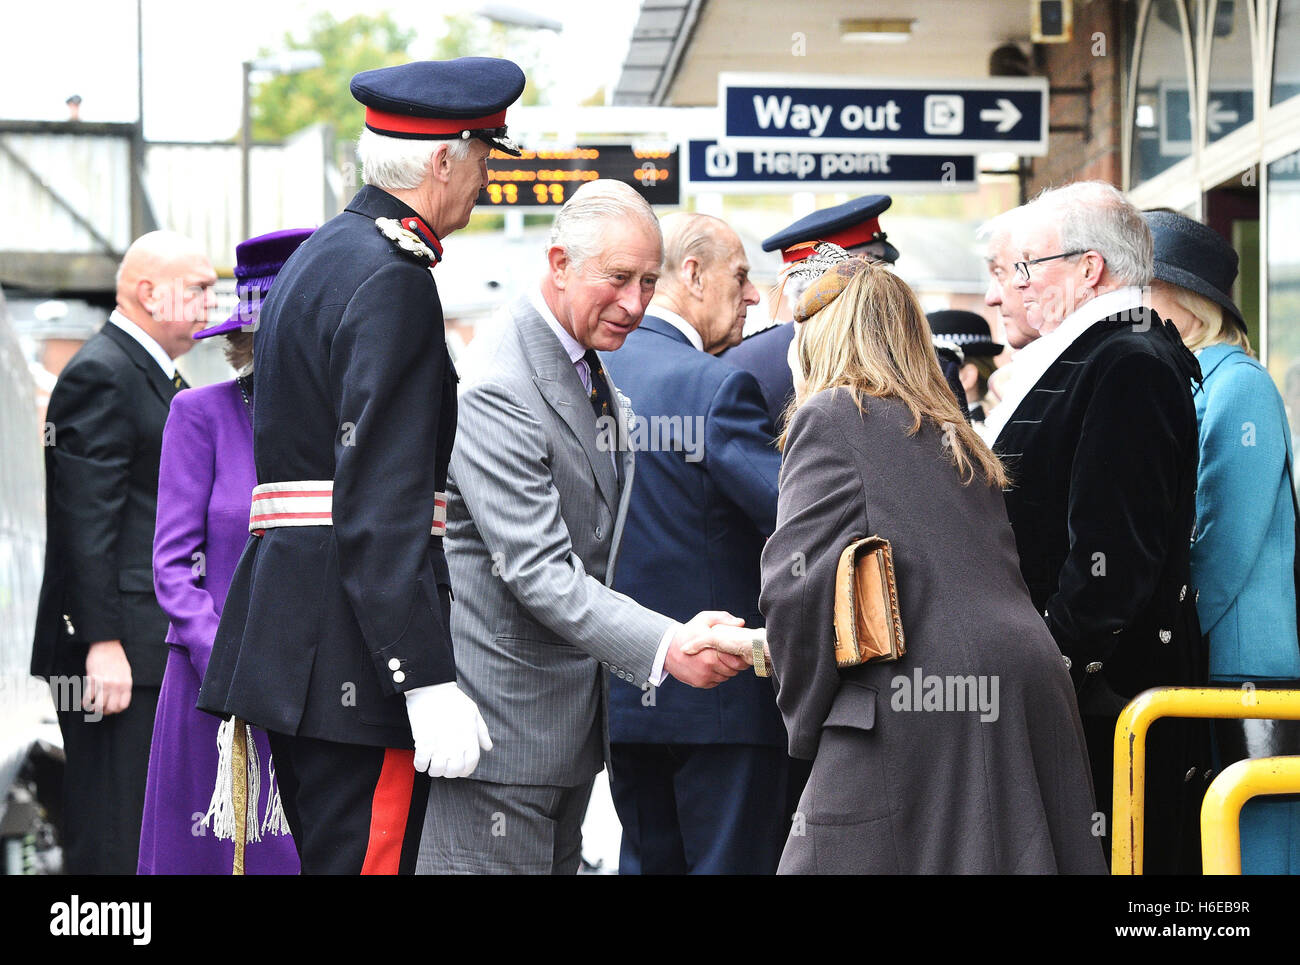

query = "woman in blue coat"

[{"left": 1146, "top": 210, "right": 1300, "bottom": 874}]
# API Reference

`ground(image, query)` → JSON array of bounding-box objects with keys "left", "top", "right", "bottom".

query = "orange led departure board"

[{"left": 479, "top": 144, "right": 680, "bottom": 207}]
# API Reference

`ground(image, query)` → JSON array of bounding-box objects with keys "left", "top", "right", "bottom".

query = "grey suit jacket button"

[
  {"left": 1062, "top": 655, "right": 1072, "bottom": 670},
  {"left": 594, "top": 524, "right": 604, "bottom": 540}
]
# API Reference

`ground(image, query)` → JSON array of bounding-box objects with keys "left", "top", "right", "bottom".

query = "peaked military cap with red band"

[
  {"left": 350, "top": 57, "right": 527, "bottom": 156},
  {"left": 762, "top": 194, "right": 900, "bottom": 265}
]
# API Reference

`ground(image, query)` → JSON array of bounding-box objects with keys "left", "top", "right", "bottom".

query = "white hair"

[
  {"left": 976, "top": 205, "right": 1024, "bottom": 245},
  {"left": 547, "top": 179, "right": 662, "bottom": 270},
  {"left": 356, "top": 128, "right": 472, "bottom": 191},
  {"left": 1027, "top": 181, "right": 1153, "bottom": 286}
]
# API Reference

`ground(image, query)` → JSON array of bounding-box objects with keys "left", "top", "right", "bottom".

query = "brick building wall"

[{"left": 1025, "top": 0, "right": 1128, "bottom": 196}]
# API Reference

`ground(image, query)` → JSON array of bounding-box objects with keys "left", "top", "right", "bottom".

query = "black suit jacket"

[
  {"left": 994, "top": 308, "right": 1210, "bottom": 873},
  {"left": 33, "top": 321, "right": 180, "bottom": 687},
  {"left": 198, "top": 185, "right": 458, "bottom": 748},
  {"left": 995, "top": 309, "right": 1206, "bottom": 701}
]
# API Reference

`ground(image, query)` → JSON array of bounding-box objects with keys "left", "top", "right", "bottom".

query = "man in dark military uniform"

[
  {"left": 723, "top": 195, "right": 968, "bottom": 429},
  {"left": 721, "top": 195, "right": 898, "bottom": 429},
  {"left": 198, "top": 57, "right": 526, "bottom": 875}
]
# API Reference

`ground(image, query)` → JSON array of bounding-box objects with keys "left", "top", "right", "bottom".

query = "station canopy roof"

[{"left": 614, "top": 0, "right": 1036, "bottom": 106}]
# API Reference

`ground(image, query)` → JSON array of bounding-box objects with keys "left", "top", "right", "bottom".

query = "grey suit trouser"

[{"left": 416, "top": 775, "right": 597, "bottom": 875}]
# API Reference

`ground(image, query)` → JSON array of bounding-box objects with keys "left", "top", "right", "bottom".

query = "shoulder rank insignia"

[{"left": 375, "top": 217, "right": 442, "bottom": 265}]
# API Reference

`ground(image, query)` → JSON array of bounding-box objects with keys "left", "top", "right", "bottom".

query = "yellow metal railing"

[
  {"left": 1111, "top": 686, "right": 1300, "bottom": 875},
  {"left": 1201, "top": 756, "right": 1300, "bottom": 874}
]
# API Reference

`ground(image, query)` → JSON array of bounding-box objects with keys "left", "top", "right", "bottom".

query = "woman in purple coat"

[{"left": 138, "top": 229, "right": 312, "bottom": 874}]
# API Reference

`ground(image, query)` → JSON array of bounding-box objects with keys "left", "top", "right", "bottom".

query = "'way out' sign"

[{"left": 719, "top": 73, "right": 1049, "bottom": 156}]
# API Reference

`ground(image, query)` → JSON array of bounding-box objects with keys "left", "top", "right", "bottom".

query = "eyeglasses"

[{"left": 1013, "top": 250, "right": 1088, "bottom": 282}]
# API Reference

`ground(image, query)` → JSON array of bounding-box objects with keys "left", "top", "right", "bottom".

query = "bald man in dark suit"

[{"left": 33, "top": 231, "right": 216, "bottom": 873}]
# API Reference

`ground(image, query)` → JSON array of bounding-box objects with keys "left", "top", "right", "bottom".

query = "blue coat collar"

[
  {"left": 1196, "top": 342, "right": 1246, "bottom": 381},
  {"left": 638, "top": 313, "right": 694, "bottom": 348}
]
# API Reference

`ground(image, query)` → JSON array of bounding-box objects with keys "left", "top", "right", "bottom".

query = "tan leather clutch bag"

[{"left": 833, "top": 536, "right": 905, "bottom": 667}]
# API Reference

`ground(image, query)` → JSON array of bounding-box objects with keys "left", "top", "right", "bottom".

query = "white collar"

[
  {"left": 1048, "top": 286, "right": 1144, "bottom": 352},
  {"left": 647, "top": 305, "right": 704, "bottom": 352},
  {"left": 108, "top": 309, "right": 176, "bottom": 378},
  {"left": 983, "top": 287, "right": 1143, "bottom": 444},
  {"left": 530, "top": 289, "right": 586, "bottom": 365}
]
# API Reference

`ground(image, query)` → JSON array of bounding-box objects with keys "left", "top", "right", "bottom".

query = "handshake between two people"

[
  {"left": 402, "top": 611, "right": 771, "bottom": 778},
  {"left": 663, "top": 610, "right": 769, "bottom": 688}
]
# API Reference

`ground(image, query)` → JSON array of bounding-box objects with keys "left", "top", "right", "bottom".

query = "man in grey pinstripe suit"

[{"left": 417, "top": 181, "right": 752, "bottom": 874}]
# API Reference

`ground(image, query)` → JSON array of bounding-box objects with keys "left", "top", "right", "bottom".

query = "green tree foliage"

[
  {"left": 249, "top": 12, "right": 418, "bottom": 142},
  {"left": 247, "top": 10, "right": 556, "bottom": 230},
  {"left": 249, "top": 12, "right": 547, "bottom": 142}
]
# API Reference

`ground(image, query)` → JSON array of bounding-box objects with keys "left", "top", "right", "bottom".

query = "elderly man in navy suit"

[{"left": 601, "top": 212, "right": 792, "bottom": 874}]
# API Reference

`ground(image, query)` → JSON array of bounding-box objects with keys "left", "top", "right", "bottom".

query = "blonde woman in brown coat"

[{"left": 759, "top": 257, "right": 1105, "bottom": 874}]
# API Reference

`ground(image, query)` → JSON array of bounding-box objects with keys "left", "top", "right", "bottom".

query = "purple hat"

[{"left": 194, "top": 228, "right": 314, "bottom": 339}]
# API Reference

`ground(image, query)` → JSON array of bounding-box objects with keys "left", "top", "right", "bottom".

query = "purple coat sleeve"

[{"left": 152, "top": 391, "right": 220, "bottom": 681}]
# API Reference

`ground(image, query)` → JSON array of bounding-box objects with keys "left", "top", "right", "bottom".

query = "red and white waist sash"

[{"left": 249, "top": 480, "right": 447, "bottom": 538}]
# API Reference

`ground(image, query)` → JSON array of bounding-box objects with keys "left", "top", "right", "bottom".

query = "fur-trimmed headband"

[{"left": 791, "top": 244, "right": 879, "bottom": 322}]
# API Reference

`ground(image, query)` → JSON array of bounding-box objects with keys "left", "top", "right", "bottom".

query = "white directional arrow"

[
  {"left": 979, "top": 98, "right": 1023, "bottom": 133},
  {"left": 1206, "top": 99, "right": 1240, "bottom": 135}
]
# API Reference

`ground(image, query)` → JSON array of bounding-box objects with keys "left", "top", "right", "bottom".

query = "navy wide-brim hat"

[
  {"left": 351, "top": 57, "right": 527, "bottom": 157},
  {"left": 763, "top": 194, "right": 899, "bottom": 265},
  {"left": 1143, "top": 210, "right": 1245, "bottom": 330},
  {"left": 195, "top": 228, "right": 315, "bottom": 340},
  {"left": 926, "top": 309, "right": 1002, "bottom": 357}
]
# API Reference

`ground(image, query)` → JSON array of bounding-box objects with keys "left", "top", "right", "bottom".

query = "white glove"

[{"left": 404, "top": 682, "right": 493, "bottom": 779}]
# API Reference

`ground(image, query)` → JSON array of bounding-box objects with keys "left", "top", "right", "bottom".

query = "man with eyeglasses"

[{"left": 990, "top": 181, "right": 1209, "bottom": 875}]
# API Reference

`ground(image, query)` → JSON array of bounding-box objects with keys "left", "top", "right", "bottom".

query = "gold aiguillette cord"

[{"left": 231, "top": 718, "right": 248, "bottom": 876}]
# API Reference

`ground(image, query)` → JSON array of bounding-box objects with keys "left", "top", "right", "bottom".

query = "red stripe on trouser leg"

[{"left": 360, "top": 749, "right": 416, "bottom": 875}]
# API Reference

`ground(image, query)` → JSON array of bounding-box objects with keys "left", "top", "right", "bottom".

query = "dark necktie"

[
  {"left": 583, "top": 349, "right": 613, "bottom": 422},
  {"left": 172, "top": 370, "right": 186, "bottom": 390}
]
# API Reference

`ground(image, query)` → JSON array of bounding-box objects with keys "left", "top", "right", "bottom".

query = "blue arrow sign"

[
  {"left": 719, "top": 73, "right": 1048, "bottom": 156},
  {"left": 1158, "top": 82, "right": 1252, "bottom": 155},
  {"left": 685, "top": 141, "right": 976, "bottom": 193}
]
